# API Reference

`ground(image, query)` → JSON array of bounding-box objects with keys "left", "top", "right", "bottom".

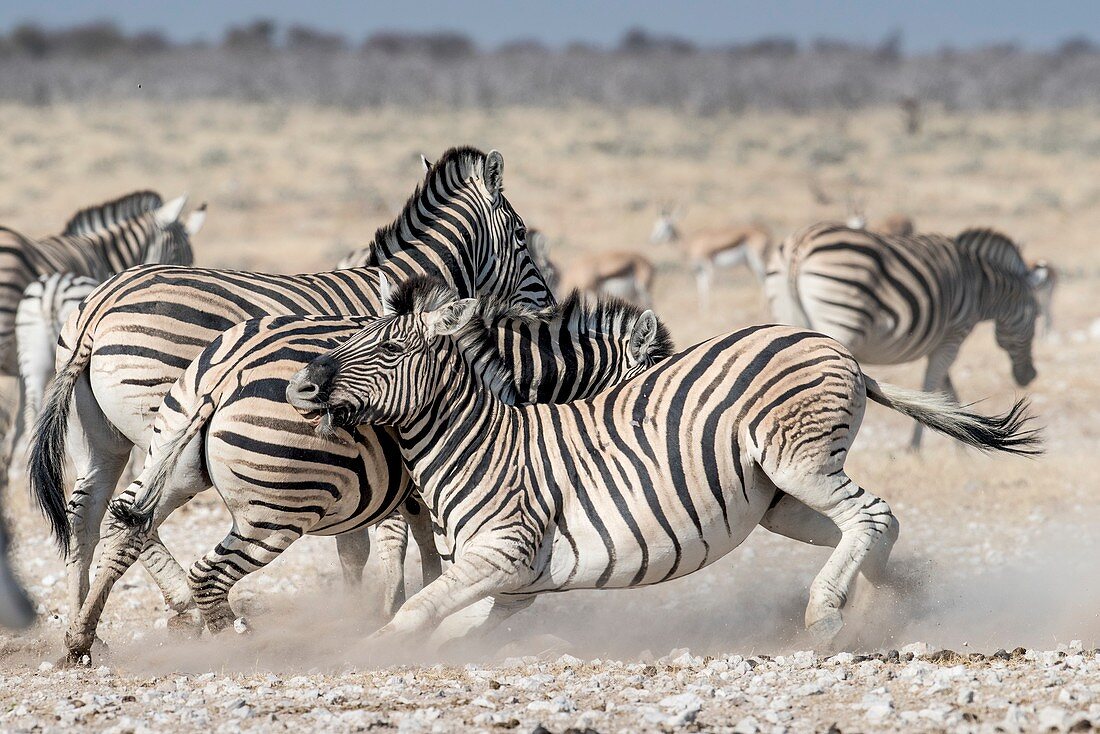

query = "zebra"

[
  {"left": 272, "top": 283, "right": 1037, "bottom": 650},
  {"left": 30, "top": 147, "right": 554, "bottom": 635},
  {"left": 16, "top": 273, "right": 101, "bottom": 436},
  {"left": 58, "top": 280, "right": 671, "bottom": 661},
  {"left": 763, "top": 223, "right": 1041, "bottom": 449},
  {"left": 0, "top": 192, "right": 203, "bottom": 482}
]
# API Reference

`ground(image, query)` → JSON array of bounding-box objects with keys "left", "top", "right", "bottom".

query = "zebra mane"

[
  {"left": 554, "top": 290, "right": 675, "bottom": 363},
  {"left": 388, "top": 276, "right": 520, "bottom": 406},
  {"left": 367, "top": 146, "right": 490, "bottom": 264},
  {"left": 955, "top": 228, "right": 1029, "bottom": 277},
  {"left": 62, "top": 190, "right": 164, "bottom": 236}
]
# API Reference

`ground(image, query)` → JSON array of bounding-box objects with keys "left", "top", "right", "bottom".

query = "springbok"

[{"left": 652, "top": 209, "right": 771, "bottom": 312}]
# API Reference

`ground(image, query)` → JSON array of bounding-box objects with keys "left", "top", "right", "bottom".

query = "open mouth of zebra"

[{"left": 292, "top": 400, "right": 360, "bottom": 436}]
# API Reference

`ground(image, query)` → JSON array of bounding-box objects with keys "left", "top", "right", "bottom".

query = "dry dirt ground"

[{"left": 0, "top": 102, "right": 1098, "bottom": 732}]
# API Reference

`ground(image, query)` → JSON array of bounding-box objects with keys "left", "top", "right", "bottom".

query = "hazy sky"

[{"left": 1, "top": 0, "right": 1097, "bottom": 51}]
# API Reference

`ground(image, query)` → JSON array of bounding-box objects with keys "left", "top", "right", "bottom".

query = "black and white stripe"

[
  {"left": 30, "top": 147, "right": 554, "bottom": 635},
  {"left": 60, "top": 281, "right": 669, "bottom": 658},
  {"left": 272, "top": 286, "right": 1037, "bottom": 648},
  {"left": 764, "top": 223, "right": 1041, "bottom": 448},
  {"left": 16, "top": 273, "right": 101, "bottom": 434}
]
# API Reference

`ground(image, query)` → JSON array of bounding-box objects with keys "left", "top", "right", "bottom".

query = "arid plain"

[{"left": 0, "top": 102, "right": 1098, "bottom": 732}]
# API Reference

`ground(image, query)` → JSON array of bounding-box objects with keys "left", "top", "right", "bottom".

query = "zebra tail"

[
  {"left": 28, "top": 344, "right": 89, "bottom": 557},
  {"left": 863, "top": 374, "right": 1042, "bottom": 455},
  {"left": 111, "top": 397, "right": 215, "bottom": 530}
]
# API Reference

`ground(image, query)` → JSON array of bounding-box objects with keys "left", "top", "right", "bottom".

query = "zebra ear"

[
  {"left": 378, "top": 273, "right": 395, "bottom": 316},
  {"left": 184, "top": 203, "right": 207, "bottom": 236},
  {"left": 155, "top": 194, "right": 188, "bottom": 227},
  {"left": 420, "top": 154, "right": 432, "bottom": 174},
  {"left": 423, "top": 298, "right": 479, "bottom": 338},
  {"left": 484, "top": 150, "right": 504, "bottom": 204},
  {"left": 628, "top": 310, "right": 659, "bottom": 365},
  {"left": 1027, "top": 262, "right": 1050, "bottom": 288}
]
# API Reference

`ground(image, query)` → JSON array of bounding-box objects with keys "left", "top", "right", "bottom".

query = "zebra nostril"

[{"left": 297, "top": 382, "right": 319, "bottom": 399}]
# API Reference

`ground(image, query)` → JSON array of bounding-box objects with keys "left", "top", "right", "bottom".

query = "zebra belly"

[{"left": 527, "top": 471, "right": 773, "bottom": 592}]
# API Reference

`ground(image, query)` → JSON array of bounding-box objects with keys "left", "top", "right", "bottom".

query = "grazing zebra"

[
  {"left": 59, "top": 281, "right": 671, "bottom": 661},
  {"left": 274, "top": 285, "right": 1036, "bottom": 649},
  {"left": 764, "top": 224, "right": 1041, "bottom": 449},
  {"left": 0, "top": 192, "right": 203, "bottom": 481},
  {"left": 30, "top": 147, "right": 553, "bottom": 632},
  {"left": 16, "top": 273, "right": 101, "bottom": 435}
]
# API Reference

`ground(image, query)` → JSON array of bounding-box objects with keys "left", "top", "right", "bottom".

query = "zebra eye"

[
  {"left": 378, "top": 340, "right": 404, "bottom": 356},
  {"left": 514, "top": 225, "right": 527, "bottom": 245}
]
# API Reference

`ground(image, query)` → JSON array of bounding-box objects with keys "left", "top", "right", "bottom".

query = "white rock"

[
  {"left": 901, "top": 642, "right": 932, "bottom": 656},
  {"left": 864, "top": 702, "right": 894, "bottom": 722},
  {"left": 1037, "top": 706, "right": 1068, "bottom": 731},
  {"left": 956, "top": 688, "right": 976, "bottom": 705},
  {"left": 526, "top": 695, "right": 575, "bottom": 713},
  {"left": 732, "top": 716, "right": 760, "bottom": 734}
]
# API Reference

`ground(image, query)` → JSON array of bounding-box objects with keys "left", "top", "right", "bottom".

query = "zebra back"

[
  {"left": 17, "top": 273, "right": 101, "bottom": 430},
  {"left": 62, "top": 191, "right": 164, "bottom": 237}
]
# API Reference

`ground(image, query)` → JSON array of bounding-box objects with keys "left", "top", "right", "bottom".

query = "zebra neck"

[
  {"left": 395, "top": 351, "right": 516, "bottom": 511},
  {"left": 369, "top": 210, "right": 478, "bottom": 296},
  {"left": 373, "top": 254, "right": 473, "bottom": 298}
]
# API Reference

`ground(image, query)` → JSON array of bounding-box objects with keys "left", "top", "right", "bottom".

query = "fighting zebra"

[
  {"left": 30, "top": 147, "right": 553, "bottom": 632},
  {"left": 0, "top": 192, "right": 203, "bottom": 481},
  {"left": 59, "top": 282, "right": 671, "bottom": 661},
  {"left": 764, "top": 224, "right": 1041, "bottom": 449},
  {"left": 273, "top": 282, "right": 1037, "bottom": 649},
  {"left": 16, "top": 273, "right": 101, "bottom": 436}
]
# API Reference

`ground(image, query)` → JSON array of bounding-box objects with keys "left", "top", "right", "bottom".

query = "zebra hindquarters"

[{"left": 743, "top": 334, "right": 896, "bottom": 646}]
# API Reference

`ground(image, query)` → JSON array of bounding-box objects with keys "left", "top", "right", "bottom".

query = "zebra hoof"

[
  {"left": 166, "top": 610, "right": 203, "bottom": 639},
  {"left": 806, "top": 610, "right": 844, "bottom": 647}
]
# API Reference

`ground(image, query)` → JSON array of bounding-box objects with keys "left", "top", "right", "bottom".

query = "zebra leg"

[
  {"left": 0, "top": 375, "right": 19, "bottom": 490},
  {"left": 63, "top": 490, "right": 198, "bottom": 663},
  {"left": 63, "top": 516, "right": 149, "bottom": 664},
  {"left": 65, "top": 374, "right": 133, "bottom": 620},
  {"left": 910, "top": 341, "right": 962, "bottom": 450},
  {"left": 139, "top": 532, "right": 196, "bottom": 614},
  {"left": 403, "top": 497, "right": 442, "bottom": 587},
  {"left": 430, "top": 594, "right": 535, "bottom": 650},
  {"left": 764, "top": 464, "right": 895, "bottom": 645},
  {"left": 335, "top": 529, "right": 372, "bottom": 589},
  {"left": 372, "top": 516, "right": 409, "bottom": 618},
  {"left": 368, "top": 542, "right": 534, "bottom": 646},
  {"left": 187, "top": 526, "right": 303, "bottom": 634},
  {"left": 760, "top": 492, "right": 899, "bottom": 585},
  {"left": 101, "top": 486, "right": 196, "bottom": 616}
]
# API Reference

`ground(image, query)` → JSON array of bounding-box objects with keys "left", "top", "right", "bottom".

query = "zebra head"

[
  {"left": 488, "top": 291, "right": 672, "bottom": 402},
  {"left": 377, "top": 147, "right": 554, "bottom": 310},
  {"left": 287, "top": 278, "right": 500, "bottom": 435},
  {"left": 957, "top": 228, "right": 1039, "bottom": 387},
  {"left": 139, "top": 196, "right": 201, "bottom": 267}
]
